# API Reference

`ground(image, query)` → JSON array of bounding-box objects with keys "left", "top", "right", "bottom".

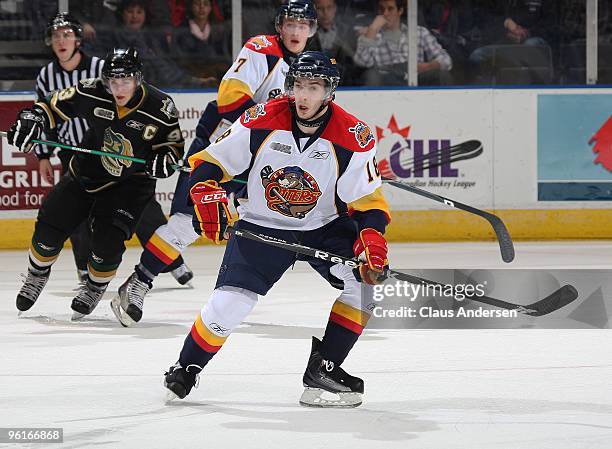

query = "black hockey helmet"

[
  {"left": 45, "top": 12, "right": 83, "bottom": 45},
  {"left": 101, "top": 47, "right": 144, "bottom": 91},
  {"left": 275, "top": 0, "right": 318, "bottom": 38},
  {"left": 284, "top": 51, "right": 340, "bottom": 103}
]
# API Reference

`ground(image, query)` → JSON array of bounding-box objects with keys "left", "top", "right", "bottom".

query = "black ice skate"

[
  {"left": 171, "top": 263, "right": 194, "bottom": 286},
  {"left": 71, "top": 281, "right": 107, "bottom": 319},
  {"left": 300, "top": 337, "right": 364, "bottom": 408},
  {"left": 111, "top": 272, "right": 151, "bottom": 327},
  {"left": 16, "top": 268, "right": 50, "bottom": 312},
  {"left": 164, "top": 362, "right": 202, "bottom": 401}
]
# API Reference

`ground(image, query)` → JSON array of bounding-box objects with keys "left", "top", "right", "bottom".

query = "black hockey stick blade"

[
  {"left": 382, "top": 178, "right": 515, "bottom": 263},
  {"left": 516, "top": 284, "right": 579, "bottom": 316},
  {"left": 228, "top": 227, "right": 575, "bottom": 316}
]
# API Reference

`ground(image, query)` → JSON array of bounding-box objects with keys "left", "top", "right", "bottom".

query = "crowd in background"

[{"left": 1, "top": 0, "right": 612, "bottom": 88}]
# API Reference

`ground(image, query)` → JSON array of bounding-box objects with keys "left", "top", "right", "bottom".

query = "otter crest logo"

[
  {"left": 349, "top": 122, "right": 374, "bottom": 148},
  {"left": 260, "top": 165, "right": 321, "bottom": 219},
  {"left": 243, "top": 103, "right": 266, "bottom": 123},
  {"left": 248, "top": 35, "right": 272, "bottom": 51},
  {"left": 102, "top": 128, "right": 134, "bottom": 177}
]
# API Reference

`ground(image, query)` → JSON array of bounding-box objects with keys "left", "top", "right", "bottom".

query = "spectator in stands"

[
  {"left": 422, "top": 0, "right": 478, "bottom": 83},
  {"left": 310, "top": 0, "right": 358, "bottom": 84},
  {"left": 353, "top": 0, "right": 452, "bottom": 85},
  {"left": 70, "top": 0, "right": 171, "bottom": 41},
  {"left": 171, "top": 0, "right": 231, "bottom": 80},
  {"left": 167, "top": 0, "right": 228, "bottom": 27},
  {"left": 469, "top": 0, "right": 557, "bottom": 82},
  {"left": 98, "top": 0, "right": 213, "bottom": 87},
  {"left": 172, "top": 0, "right": 230, "bottom": 59}
]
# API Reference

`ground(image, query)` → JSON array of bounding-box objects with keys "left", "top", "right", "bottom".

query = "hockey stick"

[
  {"left": 0, "top": 131, "right": 189, "bottom": 172},
  {"left": 382, "top": 178, "right": 515, "bottom": 263},
  {"left": 228, "top": 227, "right": 578, "bottom": 316}
]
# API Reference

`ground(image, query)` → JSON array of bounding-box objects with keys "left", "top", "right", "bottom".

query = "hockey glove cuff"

[
  {"left": 190, "top": 180, "right": 235, "bottom": 244},
  {"left": 353, "top": 228, "right": 388, "bottom": 285}
]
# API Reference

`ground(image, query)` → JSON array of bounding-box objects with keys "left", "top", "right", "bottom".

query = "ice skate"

[
  {"left": 71, "top": 281, "right": 107, "bottom": 320},
  {"left": 111, "top": 272, "right": 151, "bottom": 327},
  {"left": 300, "top": 337, "right": 364, "bottom": 408},
  {"left": 171, "top": 263, "right": 194, "bottom": 287},
  {"left": 16, "top": 268, "right": 50, "bottom": 312},
  {"left": 164, "top": 362, "right": 202, "bottom": 401},
  {"left": 72, "top": 269, "right": 88, "bottom": 291}
]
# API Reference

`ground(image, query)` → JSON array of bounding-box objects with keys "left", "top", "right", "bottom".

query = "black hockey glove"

[
  {"left": 7, "top": 108, "right": 45, "bottom": 153},
  {"left": 146, "top": 150, "right": 179, "bottom": 178}
]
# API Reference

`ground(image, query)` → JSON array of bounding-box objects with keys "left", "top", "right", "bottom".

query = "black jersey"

[
  {"left": 34, "top": 53, "right": 104, "bottom": 159},
  {"left": 35, "top": 78, "right": 184, "bottom": 192}
]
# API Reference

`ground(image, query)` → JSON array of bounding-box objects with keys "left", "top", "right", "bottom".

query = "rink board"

[{"left": 1, "top": 87, "right": 611, "bottom": 249}]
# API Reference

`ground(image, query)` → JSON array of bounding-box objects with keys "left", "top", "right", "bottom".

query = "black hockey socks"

[
  {"left": 28, "top": 239, "right": 61, "bottom": 273},
  {"left": 320, "top": 300, "right": 371, "bottom": 365},
  {"left": 178, "top": 312, "right": 228, "bottom": 369}
]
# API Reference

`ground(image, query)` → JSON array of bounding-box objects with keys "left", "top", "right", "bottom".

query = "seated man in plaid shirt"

[{"left": 354, "top": 0, "right": 452, "bottom": 85}]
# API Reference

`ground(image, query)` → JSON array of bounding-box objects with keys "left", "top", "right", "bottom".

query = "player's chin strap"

[{"left": 290, "top": 99, "right": 332, "bottom": 128}]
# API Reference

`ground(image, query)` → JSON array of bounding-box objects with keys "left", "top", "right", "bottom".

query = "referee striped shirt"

[{"left": 34, "top": 53, "right": 104, "bottom": 158}]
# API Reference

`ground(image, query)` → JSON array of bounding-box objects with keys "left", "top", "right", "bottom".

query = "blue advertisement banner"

[{"left": 538, "top": 94, "right": 612, "bottom": 201}]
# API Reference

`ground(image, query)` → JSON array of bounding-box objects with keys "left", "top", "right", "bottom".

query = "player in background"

[
  {"left": 36, "top": 13, "right": 194, "bottom": 288},
  {"left": 163, "top": 52, "right": 391, "bottom": 408},
  {"left": 112, "top": 0, "right": 318, "bottom": 327},
  {"left": 8, "top": 48, "right": 184, "bottom": 321},
  {"left": 35, "top": 13, "right": 103, "bottom": 284}
]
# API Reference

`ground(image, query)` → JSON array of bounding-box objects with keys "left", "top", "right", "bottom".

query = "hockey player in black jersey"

[
  {"left": 7, "top": 47, "right": 184, "bottom": 320},
  {"left": 36, "top": 13, "right": 193, "bottom": 288}
]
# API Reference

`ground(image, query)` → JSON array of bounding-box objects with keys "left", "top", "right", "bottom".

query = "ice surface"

[{"left": 1, "top": 241, "right": 611, "bottom": 448}]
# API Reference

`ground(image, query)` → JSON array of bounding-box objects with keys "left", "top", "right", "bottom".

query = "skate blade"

[
  {"left": 71, "top": 311, "right": 85, "bottom": 321},
  {"left": 299, "top": 387, "right": 362, "bottom": 408},
  {"left": 164, "top": 388, "right": 179, "bottom": 403},
  {"left": 110, "top": 295, "right": 135, "bottom": 328}
]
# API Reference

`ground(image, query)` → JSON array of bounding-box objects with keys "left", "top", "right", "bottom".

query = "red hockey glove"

[
  {"left": 189, "top": 180, "right": 235, "bottom": 244},
  {"left": 353, "top": 228, "right": 388, "bottom": 285}
]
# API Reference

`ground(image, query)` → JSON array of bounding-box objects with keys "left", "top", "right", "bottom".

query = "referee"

[{"left": 34, "top": 12, "right": 193, "bottom": 286}]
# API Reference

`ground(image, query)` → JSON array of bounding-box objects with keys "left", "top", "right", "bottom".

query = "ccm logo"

[
  {"left": 314, "top": 250, "right": 358, "bottom": 267},
  {"left": 200, "top": 191, "right": 227, "bottom": 203}
]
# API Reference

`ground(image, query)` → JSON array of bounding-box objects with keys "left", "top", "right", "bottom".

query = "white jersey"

[
  {"left": 217, "top": 35, "right": 289, "bottom": 116},
  {"left": 189, "top": 98, "right": 390, "bottom": 231}
]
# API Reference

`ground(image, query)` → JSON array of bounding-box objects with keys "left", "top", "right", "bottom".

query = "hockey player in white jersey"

[
  {"left": 163, "top": 52, "right": 391, "bottom": 408},
  {"left": 112, "top": 0, "right": 319, "bottom": 327}
]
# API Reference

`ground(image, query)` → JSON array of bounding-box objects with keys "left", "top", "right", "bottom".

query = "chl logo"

[{"left": 260, "top": 165, "right": 321, "bottom": 219}]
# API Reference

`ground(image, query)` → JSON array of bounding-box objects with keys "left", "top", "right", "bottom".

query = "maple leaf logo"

[{"left": 589, "top": 116, "right": 612, "bottom": 171}]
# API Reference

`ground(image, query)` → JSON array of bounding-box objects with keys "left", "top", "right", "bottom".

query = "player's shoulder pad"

[
  {"left": 138, "top": 83, "right": 180, "bottom": 125},
  {"left": 244, "top": 34, "right": 283, "bottom": 57},
  {"left": 239, "top": 97, "right": 292, "bottom": 131},
  {"left": 321, "top": 102, "right": 376, "bottom": 152}
]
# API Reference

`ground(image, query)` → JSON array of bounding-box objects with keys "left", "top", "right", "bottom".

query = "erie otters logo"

[
  {"left": 102, "top": 128, "right": 134, "bottom": 177},
  {"left": 248, "top": 35, "right": 272, "bottom": 51},
  {"left": 260, "top": 165, "right": 321, "bottom": 219},
  {"left": 349, "top": 121, "right": 374, "bottom": 148},
  {"left": 243, "top": 103, "right": 266, "bottom": 123}
]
